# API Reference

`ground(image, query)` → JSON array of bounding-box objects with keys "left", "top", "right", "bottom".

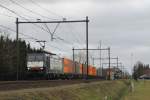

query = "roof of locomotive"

[{"left": 28, "top": 50, "right": 56, "bottom": 55}]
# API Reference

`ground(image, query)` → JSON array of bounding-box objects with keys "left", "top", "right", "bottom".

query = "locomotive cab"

[
  {"left": 27, "top": 51, "right": 56, "bottom": 72},
  {"left": 26, "top": 51, "right": 56, "bottom": 79}
]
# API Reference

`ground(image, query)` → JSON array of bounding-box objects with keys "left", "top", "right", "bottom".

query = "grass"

[
  {"left": 123, "top": 80, "right": 150, "bottom": 100},
  {"left": 0, "top": 80, "right": 130, "bottom": 100}
]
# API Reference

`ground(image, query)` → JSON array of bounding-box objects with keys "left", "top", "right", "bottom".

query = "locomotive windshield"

[{"left": 27, "top": 53, "right": 44, "bottom": 69}]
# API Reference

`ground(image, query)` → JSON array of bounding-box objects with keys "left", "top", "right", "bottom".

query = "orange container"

[
  {"left": 92, "top": 67, "right": 96, "bottom": 76},
  {"left": 79, "top": 64, "right": 83, "bottom": 74},
  {"left": 63, "top": 58, "right": 73, "bottom": 74},
  {"left": 81, "top": 64, "right": 97, "bottom": 76},
  {"left": 88, "top": 65, "right": 93, "bottom": 75}
]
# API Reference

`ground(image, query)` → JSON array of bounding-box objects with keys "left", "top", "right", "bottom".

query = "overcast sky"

[{"left": 1, "top": 0, "right": 150, "bottom": 73}]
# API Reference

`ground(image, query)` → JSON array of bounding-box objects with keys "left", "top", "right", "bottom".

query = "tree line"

[
  {"left": 0, "top": 35, "right": 40, "bottom": 80},
  {"left": 133, "top": 61, "right": 150, "bottom": 80}
]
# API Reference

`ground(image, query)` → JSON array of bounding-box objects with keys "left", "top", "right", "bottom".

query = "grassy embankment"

[
  {"left": 123, "top": 80, "right": 150, "bottom": 100},
  {"left": 0, "top": 80, "right": 130, "bottom": 100}
]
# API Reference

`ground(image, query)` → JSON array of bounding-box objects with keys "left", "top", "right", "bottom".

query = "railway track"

[{"left": 0, "top": 79, "right": 101, "bottom": 91}]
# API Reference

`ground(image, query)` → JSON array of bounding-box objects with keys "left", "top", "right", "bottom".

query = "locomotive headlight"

[
  {"left": 27, "top": 67, "right": 31, "bottom": 70},
  {"left": 40, "top": 67, "right": 43, "bottom": 70}
]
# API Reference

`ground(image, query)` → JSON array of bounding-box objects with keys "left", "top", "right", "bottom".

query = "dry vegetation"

[
  {"left": 124, "top": 80, "right": 150, "bottom": 100},
  {"left": 0, "top": 80, "right": 129, "bottom": 100}
]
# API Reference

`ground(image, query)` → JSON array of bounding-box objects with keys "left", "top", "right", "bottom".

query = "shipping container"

[
  {"left": 63, "top": 58, "right": 74, "bottom": 74},
  {"left": 88, "top": 65, "right": 93, "bottom": 75},
  {"left": 74, "top": 62, "right": 80, "bottom": 74},
  {"left": 83, "top": 64, "right": 87, "bottom": 75},
  {"left": 79, "top": 64, "right": 83, "bottom": 74},
  {"left": 82, "top": 65, "right": 96, "bottom": 76},
  {"left": 96, "top": 67, "right": 103, "bottom": 77},
  {"left": 92, "top": 67, "right": 96, "bottom": 76},
  {"left": 48, "top": 56, "right": 63, "bottom": 74}
]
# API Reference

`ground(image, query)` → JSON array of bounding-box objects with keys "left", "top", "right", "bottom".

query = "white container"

[{"left": 48, "top": 56, "right": 63, "bottom": 74}]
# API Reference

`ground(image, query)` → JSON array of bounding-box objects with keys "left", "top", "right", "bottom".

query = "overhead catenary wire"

[
  {"left": 28, "top": 0, "right": 64, "bottom": 19},
  {"left": 0, "top": 3, "right": 24, "bottom": 19},
  {"left": 58, "top": 23, "right": 80, "bottom": 48},
  {"left": 0, "top": 3, "right": 56, "bottom": 34},
  {"left": 0, "top": 1, "right": 64, "bottom": 37},
  {"left": 0, "top": 2, "right": 87, "bottom": 57},
  {"left": 9, "top": 0, "right": 75, "bottom": 45},
  {"left": 65, "top": 24, "right": 84, "bottom": 47},
  {"left": 14, "top": 0, "right": 85, "bottom": 47},
  {"left": 0, "top": 24, "right": 70, "bottom": 53},
  {"left": 44, "top": 23, "right": 78, "bottom": 47},
  {"left": 0, "top": 13, "right": 37, "bottom": 20},
  {"left": 8, "top": 0, "right": 57, "bottom": 20},
  {"left": 41, "top": 23, "right": 75, "bottom": 46},
  {"left": 42, "top": 23, "right": 73, "bottom": 46},
  {"left": 44, "top": 23, "right": 60, "bottom": 41},
  {"left": 24, "top": 38, "right": 70, "bottom": 53},
  {"left": 0, "top": 24, "right": 40, "bottom": 41},
  {"left": 48, "top": 42, "right": 70, "bottom": 52},
  {"left": 0, "top": 4, "right": 73, "bottom": 53},
  {"left": 0, "top": 2, "right": 68, "bottom": 42},
  {"left": 0, "top": 13, "right": 16, "bottom": 18},
  {"left": 0, "top": 11, "right": 42, "bottom": 20},
  {"left": 0, "top": 24, "right": 71, "bottom": 50},
  {"left": 0, "top": 2, "right": 85, "bottom": 47},
  {"left": 55, "top": 35, "right": 74, "bottom": 45}
]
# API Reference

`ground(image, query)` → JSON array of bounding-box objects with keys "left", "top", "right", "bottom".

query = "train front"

[
  {"left": 27, "top": 53, "right": 46, "bottom": 71},
  {"left": 27, "top": 53, "right": 49, "bottom": 79}
]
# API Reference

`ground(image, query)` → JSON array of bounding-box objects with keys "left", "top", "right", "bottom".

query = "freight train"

[{"left": 27, "top": 51, "right": 99, "bottom": 79}]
